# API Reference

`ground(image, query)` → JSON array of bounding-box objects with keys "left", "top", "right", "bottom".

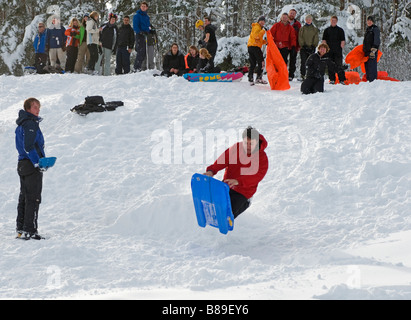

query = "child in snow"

[
  {"left": 203, "top": 127, "right": 269, "bottom": 219},
  {"left": 184, "top": 45, "right": 200, "bottom": 74},
  {"left": 65, "top": 18, "right": 80, "bottom": 73},
  {"left": 15, "top": 98, "right": 50, "bottom": 240},
  {"left": 197, "top": 48, "right": 220, "bottom": 73}
]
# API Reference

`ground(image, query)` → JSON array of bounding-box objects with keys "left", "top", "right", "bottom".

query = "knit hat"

[
  {"left": 258, "top": 16, "right": 266, "bottom": 22},
  {"left": 367, "top": 15, "right": 374, "bottom": 22}
]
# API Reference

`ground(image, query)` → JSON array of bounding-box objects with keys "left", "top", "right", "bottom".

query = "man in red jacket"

[
  {"left": 204, "top": 127, "right": 269, "bottom": 219},
  {"left": 270, "top": 13, "right": 297, "bottom": 69}
]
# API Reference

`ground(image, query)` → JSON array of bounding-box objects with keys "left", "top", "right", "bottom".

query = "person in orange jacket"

[
  {"left": 204, "top": 127, "right": 269, "bottom": 219},
  {"left": 65, "top": 18, "right": 80, "bottom": 73},
  {"left": 247, "top": 16, "right": 268, "bottom": 85},
  {"left": 270, "top": 13, "right": 297, "bottom": 66}
]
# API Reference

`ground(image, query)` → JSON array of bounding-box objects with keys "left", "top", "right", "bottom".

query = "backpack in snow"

[{"left": 71, "top": 96, "right": 124, "bottom": 116}]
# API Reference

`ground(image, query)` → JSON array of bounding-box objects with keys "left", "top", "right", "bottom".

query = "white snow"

[{"left": 0, "top": 71, "right": 410, "bottom": 300}]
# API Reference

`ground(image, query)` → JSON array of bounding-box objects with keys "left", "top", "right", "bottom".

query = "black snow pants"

[
  {"left": 230, "top": 189, "right": 250, "bottom": 219},
  {"left": 16, "top": 160, "right": 43, "bottom": 234},
  {"left": 301, "top": 76, "right": 324, "bottom": 94}
]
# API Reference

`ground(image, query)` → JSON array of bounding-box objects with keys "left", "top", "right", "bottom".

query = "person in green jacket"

[
  {"left": 298, "top": 15, "right": 319, "bottom": 80},
  {"left": 74, "top": 13, "right": 90, "bottom": 73}
]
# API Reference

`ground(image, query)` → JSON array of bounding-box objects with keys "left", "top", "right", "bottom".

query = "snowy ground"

[{"left": 0, "top": 71, "right": 410, "bottom": 300}]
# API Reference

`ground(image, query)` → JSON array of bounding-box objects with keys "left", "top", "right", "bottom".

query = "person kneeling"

[{"left": 301, "top": 43, "right": 347, "bottom": 94}]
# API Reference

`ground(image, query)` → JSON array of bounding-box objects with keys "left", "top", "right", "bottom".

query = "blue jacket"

[
  {"left": 33, "top": 31, "right": 47, "bottom": 53},
  {"left": 15, "top": 110, "right": 45, "bottom": 166},
  {"left": 47, "top": 26, "right": 67, "bottom": 49},
  {"left": 133, "top": 9, "right": 150, "bottom": 34}
]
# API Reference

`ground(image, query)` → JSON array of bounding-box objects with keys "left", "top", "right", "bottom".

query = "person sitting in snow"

[
  {"left": 160, "top": 43, "right": 185, "bottom": 77},
  {"left": 203, "top": 127, "right": 269, "bottom": 219},
  {"left": 184, "top": 45, "right": 200, "bottom": 74},
  {"left": 301, "top": 43, "right": 347, "bottom": 94},
  {"left": 197, "top": 48, "right": 220, "bottom": 73}
]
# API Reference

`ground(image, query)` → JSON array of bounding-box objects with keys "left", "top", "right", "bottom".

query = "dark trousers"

[
  {"left": 115, "top": 47, "right": 131, "bottom": 74},
  {"left": 16, "top": 160, "right": 43, "bottom": 234},
  {"left": 279, "top": 47, "right": 289, "bottom": 65},
  {"left": 65, "top": 46, "right": 78, "bottom": 73},
  {"left": 133, "top": 33, "right": 146, "bottom": 71},
  {"left": 301, "top": 76, "right": 324, "bottom": 94},
  {"left": 300, "top": 47, "right": 315, "bottom": 77},
  {"left": 248, "top": 46, "right": 264, "bottom": 81},
  {"left": 87, "top": 44, "right": 99, "bottom": 71},
  {"left": 327, "top": 50, "right": 345, "bottom": 81},
  {"left": 364, "top": 57, "right": 378, "bottom": 82},
  {"left": 34, "top": 53, "right": 48, "bottom": 74},
  {"left": 288, "top": 47, "right": 297, "bottom": 78},
  {"left": 206, "top": 42, "right": 218, "bottom": 62},
  {"left": 230, "top": 189, "right": 250, "bottom": 219}
]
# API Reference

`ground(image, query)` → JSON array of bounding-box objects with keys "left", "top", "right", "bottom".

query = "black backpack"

[{"left": 71, "top": 96, "right": 124, "bottom": 116}]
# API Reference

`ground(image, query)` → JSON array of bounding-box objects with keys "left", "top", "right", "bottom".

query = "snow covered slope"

[{"left": 0, "top": 72, "right": 410, "bottom": 299}]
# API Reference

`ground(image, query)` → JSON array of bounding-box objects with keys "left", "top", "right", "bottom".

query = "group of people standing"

[
  {"left": 246, "top": 8, "right": 381, "bottom": 93},
  {"left": 33, "top": 1, "right": 156, "bottom": 76}
]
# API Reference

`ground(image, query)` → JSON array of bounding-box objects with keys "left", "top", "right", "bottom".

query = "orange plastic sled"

[
  {"left": 361, "top": 71, "right": 400, "bottom": 82},
  {"left": 335, "top": 71, "right": 361, "bottom": 85},
  {"left": 345, "top": 44, "right": 382, "bottom": 73},
  {"left": 266, "top": 34, "right": 290, "bottom": 90}
]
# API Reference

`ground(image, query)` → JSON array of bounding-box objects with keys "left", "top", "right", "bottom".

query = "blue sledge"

[
  {"left": 191, "top": 173, "right": 234, "bottom": 234},
  {"left": 39, "top": 157, "right": 57, "bottom": 169}
]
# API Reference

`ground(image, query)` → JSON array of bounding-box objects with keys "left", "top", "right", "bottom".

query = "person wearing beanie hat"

[
  {"left": 363, "top": 15, "right": 380, "bottom": 82},
  {"left": 247, "top": 16, "right": 268, "bottom": 85},
  {"left": 100, "top": 13, "right": 119, "bottom": 76}
]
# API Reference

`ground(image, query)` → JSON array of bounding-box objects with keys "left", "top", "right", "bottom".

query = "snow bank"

[{"left": 0, "top": 72, "right": 410, "bottom": 299}]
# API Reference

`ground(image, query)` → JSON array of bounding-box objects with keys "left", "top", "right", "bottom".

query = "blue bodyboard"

[{"left": 191, "top": 173, "right": 234, "bottom": 234}]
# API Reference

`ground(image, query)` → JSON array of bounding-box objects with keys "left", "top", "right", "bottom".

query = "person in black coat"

[
  {"left": 184, "top": 45, "right": 200, "bottom": 73},
  {"left": 363, "top": 16, "right": 381, "bottom": 82},
  {"left": 322, "top": 16, "right": 346, "bottom": 83},
  {"left": 115, "top": 16, "right": 135, "bottom": 74},
  {"left": 161, "top": 43, "right": 185, "bottom": 77},
  {"left": 301, "top": 43, "right": 347, "bottom": 94},
  {"left": 197, "top": 48, "right": 221, "bottom": 73}
]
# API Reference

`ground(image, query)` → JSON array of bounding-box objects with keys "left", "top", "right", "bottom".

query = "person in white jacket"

[{"left": 86, "top": 11, "right": 100, "bottom": 73}]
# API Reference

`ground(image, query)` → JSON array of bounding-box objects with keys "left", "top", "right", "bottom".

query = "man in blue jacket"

[
  {"left": 33, "top": 22, "right": 48, "bottom": 73},
  {"left": 15, "top": 98, "right": 47, "bottom": 240},
  {"left": 132, "top": 1, "right": 151, "bottom": 72}
]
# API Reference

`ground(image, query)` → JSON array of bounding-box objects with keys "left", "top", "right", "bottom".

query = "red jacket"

[
  {"left": 270, "top": 22, "right": 297, "bottom": 50},
  {"left": 206, "top": 134, "right": 269, "bottom": 199},
  {"left": 65, "top": 27, "right": 80, "bottom": 47}
]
